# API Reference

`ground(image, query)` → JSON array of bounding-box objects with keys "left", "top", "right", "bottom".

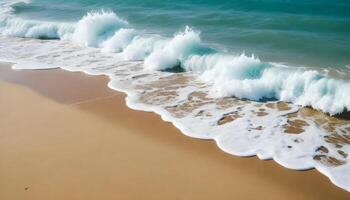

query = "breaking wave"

[{"left": 1, "top": 6, "right": 350, "bottom": 115}]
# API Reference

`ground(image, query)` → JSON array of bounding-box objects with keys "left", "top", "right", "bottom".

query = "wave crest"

[
  {"left": 72, "top": 10, "right": 128, "bottom": 47},
  {"left": 144, "top": 26, "right": 202, "bottom": 71},
  {"left": 0, "top": 16, "right": 74, "bottom": 39},
  {"left": 183, "top": 53, "right": 350, "bottom": 114},
  {"left": 1, "top": 9, "right": 350, "bottom": 115}
]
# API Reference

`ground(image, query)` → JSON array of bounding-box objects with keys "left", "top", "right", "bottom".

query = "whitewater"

[{"left": 1, "top": 0, "right": 350, "bottom": 192}]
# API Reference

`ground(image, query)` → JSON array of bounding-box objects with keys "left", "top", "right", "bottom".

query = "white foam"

[
  {"left": 121, "top": 35, "right": 166, "bottom": 61},
  {"left": 101, "top": 28, "right": 136, "bottom": 53},
  {"left": 72, "top": 10, "right": 128, "bottom": 47},
  {"left": 0, "top": 16, "right": 74, "bottom": 39},
  {"left": 144, "top": 26, "right": 202, "bottom": 71}
]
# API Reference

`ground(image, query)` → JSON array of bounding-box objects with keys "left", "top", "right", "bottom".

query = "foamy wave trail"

[
  {"left": 184, "top": 54, "right": 350, "bottom": 115},
  {"left": 0, "top": 16, "right": 74, "bottom": 39},
  {"left": 1, "top": 6, "right": 349, "bottom": 115},
  {"left": 140, "top": 26, "right": 350, "bottom": 115}
]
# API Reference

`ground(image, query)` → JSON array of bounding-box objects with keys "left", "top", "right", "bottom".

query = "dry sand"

[{"left": 0, "top": 63, "right": 349, "bottom": 200}]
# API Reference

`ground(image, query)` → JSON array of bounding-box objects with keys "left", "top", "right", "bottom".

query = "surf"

[{"left": 1, "top": 8, "right": 350, "bottom": 115}]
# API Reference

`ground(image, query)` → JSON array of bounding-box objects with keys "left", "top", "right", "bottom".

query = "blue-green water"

[{"left": 6, "top": 0, "right": 350, "bottom": 68}]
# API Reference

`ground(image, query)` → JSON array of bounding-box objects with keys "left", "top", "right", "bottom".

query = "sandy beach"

[{"left": 0, "top": 62, "right": 349, "bottom": 200}]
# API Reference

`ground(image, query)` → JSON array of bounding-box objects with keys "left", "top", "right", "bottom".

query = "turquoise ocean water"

[{"left": 5, "top": 0, "right": 350, "bottom": 69}]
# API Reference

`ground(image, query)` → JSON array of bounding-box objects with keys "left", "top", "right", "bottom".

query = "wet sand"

[{"left": 0, "top": 63, "right": 349, "bottom": 199}]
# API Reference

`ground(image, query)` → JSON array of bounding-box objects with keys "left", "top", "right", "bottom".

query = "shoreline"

[{"left": 0, "top": 62, "right": 349, "bottom": 199}]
